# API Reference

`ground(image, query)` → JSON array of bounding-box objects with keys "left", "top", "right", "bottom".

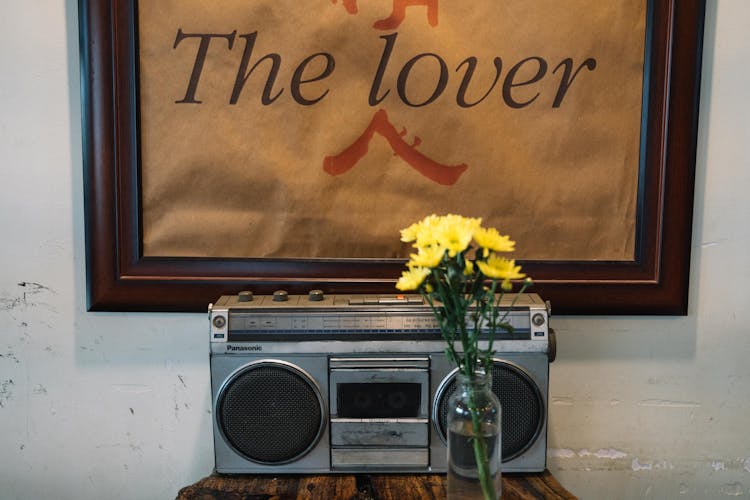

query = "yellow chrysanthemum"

[
  {"left": 463, "top": 260, "right": 475, "bottom": 276},
  {"left": 473, "top": 227, "right": 515, "bottom": 253},
  {"left": 408, "top": 245, "right": 445, "bottom": 269},
  {"left": 395, "top": 267, "right": 431, "bottom": 291},
  {"left": 476, "top": 254, "right": 526, "bottom": 281},
  {"left": 400, "top": 219, "right": 423, "bottom": 243},
  {"left": 434, "top": 214, "right": 481, "bottom": 257},
  {"left": 401, "top": 214, "right": 441, "bottom": 249}
]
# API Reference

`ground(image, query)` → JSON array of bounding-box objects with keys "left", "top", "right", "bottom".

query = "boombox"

[{"left": 208, "top": 292, "right": 554, "bottom": 474}]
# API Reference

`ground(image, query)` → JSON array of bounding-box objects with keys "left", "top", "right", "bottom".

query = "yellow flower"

[
  {"left": 401, "top": 214, "right": 441, "bottom": 249},
  {"left": 463, "top": 260, "right": 475, "bottom": 276},
  {"left": 434, "top": 214, "right": 481, "bottom": 257},
  {"left": 473, "top": 226, "right": 515, "bottom": 253},
  {"left": 400, "top": 220, "right": 423, "bottom": 243},
  {"left": 476, "top": 254, "right": 526, "bottom": 281},
  {"left": 396, "top": 267, "right": 431, "bottom": 291},
  {"left": 408, "top": 245, "right": 445, "bottom": 269}
]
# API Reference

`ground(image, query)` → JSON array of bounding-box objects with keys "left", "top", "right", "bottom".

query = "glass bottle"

[{"left": 446, "top": 370, "right": 502, "bottom": 499}]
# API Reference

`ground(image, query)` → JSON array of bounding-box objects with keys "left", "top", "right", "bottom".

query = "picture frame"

[{"left": 79, "top": 0, "right": 706, "bottom": 314}]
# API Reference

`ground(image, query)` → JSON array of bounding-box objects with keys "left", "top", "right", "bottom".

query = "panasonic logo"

[{"left": 226, "top": 344, "right": 263, "bottom": 352}]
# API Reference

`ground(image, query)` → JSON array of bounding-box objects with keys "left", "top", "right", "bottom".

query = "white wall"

[
  {"left": 547, "top": 2, "right": 750, "bottom": 498},
  {"left": 0, "top": 1, "right": 748, "bottom": 499}
]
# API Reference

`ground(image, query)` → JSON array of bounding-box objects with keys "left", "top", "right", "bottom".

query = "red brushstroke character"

[
  {"left": 323, "top": 109, "right": 468, "bottom": 186},
  {"left": 332, "top": 0, "right": 359, "bottom": 14},
  {"left": 325, "top": 2, "right": 459, "bottom": 184},
  {"left": 331, "top": 0, "right": 438, "bottom": 29}
]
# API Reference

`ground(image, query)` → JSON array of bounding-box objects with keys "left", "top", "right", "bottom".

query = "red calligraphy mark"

[
  {"left": 323, "top": 109, "right": 468, "bottom": 186},
  {"left": 325, "top": 3, "right": 451, "bottom": 184},
  {"left": 331, "top": 0, "right": 359, "bottom": 15},
  {"left": 331, "top": 0, "right": 439, "bottom": 29}
]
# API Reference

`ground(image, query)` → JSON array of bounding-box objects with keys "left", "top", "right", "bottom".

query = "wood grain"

[{"left": 176, "top": 471, "right": 577, "bottom": 499}]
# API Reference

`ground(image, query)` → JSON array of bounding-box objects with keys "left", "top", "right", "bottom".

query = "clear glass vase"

[{"left": 446, "top": 370, "right": 502, "bottom": 500}]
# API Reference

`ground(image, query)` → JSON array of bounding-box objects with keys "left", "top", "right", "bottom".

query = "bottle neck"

[{"left": 456, "top": 371, "right": 491, "bottom": 391}]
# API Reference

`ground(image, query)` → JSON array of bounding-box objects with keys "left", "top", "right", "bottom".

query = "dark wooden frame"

[{"left": 79, "top": 0, "right": 705, "bottom": 314}]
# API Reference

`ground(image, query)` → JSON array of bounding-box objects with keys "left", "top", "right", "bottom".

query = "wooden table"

[{"left": 176, "top": 471, "right": 576, "bottom": 499}]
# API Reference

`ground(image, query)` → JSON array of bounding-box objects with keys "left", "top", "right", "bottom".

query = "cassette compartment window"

[{"left": 337, "top": 383, "right": 421, "bottom": 418}]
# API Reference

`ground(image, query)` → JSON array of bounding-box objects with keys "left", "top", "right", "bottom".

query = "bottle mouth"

[{"left": 456, "top": 370, "right": 491, "bottom": 386}]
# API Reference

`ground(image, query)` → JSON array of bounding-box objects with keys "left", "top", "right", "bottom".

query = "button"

[
  {"left": 308, "top": 289, "right": 325, "bottom": 301},
  {"left": 238, "top": 290, "right": 253, "bottom": 302},
  {"left": 212, "top": 315, "right": 226, "bottom": 328},
  {"left": 532, "top": 313, "right": 546, "bottom": 327},
  {"left": 273, "top": 290, "right": 289, "bottom": 302}
]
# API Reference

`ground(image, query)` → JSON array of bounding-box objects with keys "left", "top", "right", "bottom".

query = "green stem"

[{"left": 467, "top": 383, "right": 497, "bottom": 500}]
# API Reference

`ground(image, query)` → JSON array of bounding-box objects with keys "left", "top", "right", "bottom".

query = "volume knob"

[
  {"left": 272, "top": 290, "right": 289, "bottom": 302},
  {"left": 308, "top": 289, "right": 325, "bottom": 302},
  {"left": 238, "top": 291, "right": 253, "bottom": 302}
]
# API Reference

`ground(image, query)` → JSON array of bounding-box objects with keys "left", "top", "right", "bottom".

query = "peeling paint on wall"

[
  {"left": 632, "top": 457, "right": 653, "bottom": 471},
  {"left": 701, "top": 238, "right": 729, "bottom": 249},
  {"left": 0, "top": 379, "right": 14, "bottom": 407},
  {"left": 550, "top": 448, "right": 629, "bottom": 460},
  {"left": 637, "top": 399, "right": 702, "bottom": 408},
  {"left": 590, "top": 448, "right": 628, "bottom": 460},
  {"left": 550, "top": 396, "right": 622, "bottom": 407},
  {"left": 551, "top": 397, "right": 574, "bottom": 406},
  {"left": 0, "top": 281, "right": 56, "bottom": 311},
  {"left": 0, "top": 351, "right": 20, "bottom": 363},
  {"left": 17, "top": 281, "right": 56, "bottom": 295},
  {"left": 0, "top": 294, "right": 23, "bottom": 311},
  {"left": 549, "top": 448, "right": 577, "bottom": 458},
  {"left": 719, "top": 482, "right": 745, "bottom": 496}
]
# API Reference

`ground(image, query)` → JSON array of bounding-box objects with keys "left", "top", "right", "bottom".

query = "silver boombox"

[{"left": 209, "top": 292, "right": 554, "bottom": 474}]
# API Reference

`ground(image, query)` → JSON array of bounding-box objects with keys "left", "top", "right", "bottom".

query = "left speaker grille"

[{"left": 217, "top": 363, "right": 324, "bottom": 464}]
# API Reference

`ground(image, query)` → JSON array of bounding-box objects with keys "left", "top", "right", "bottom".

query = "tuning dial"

[
  {"left": 272, "top": 290, "right": 289, "bottom": 302},
  {"left": 308, "top": 289, "right": 325, "bottom": 302},
  {"left": 238, "top": 290, "right": 253, "bottom": 302},
  {"left": 532, "top": 313, "right": 546, "bottom": 327}
]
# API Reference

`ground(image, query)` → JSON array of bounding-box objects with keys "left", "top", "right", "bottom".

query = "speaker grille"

[
  {"left": 435, "top": 361, "right": 544, "bottom": 462},
  {"left": 217, "top": 362, "right": 325, "bottom": 464}
]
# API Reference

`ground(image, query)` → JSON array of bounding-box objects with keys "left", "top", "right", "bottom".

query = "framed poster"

[{"left": 79, "top": 0, "right": 705, "bottom": 313}]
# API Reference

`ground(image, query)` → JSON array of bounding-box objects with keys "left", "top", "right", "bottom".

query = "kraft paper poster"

[{"left": 137, "top": 0, "right": 647, "bottom": 260}]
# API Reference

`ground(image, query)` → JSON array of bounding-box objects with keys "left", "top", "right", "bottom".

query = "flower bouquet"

[{"left": 396, "top": 214, "right": 531, "bottom": 500}]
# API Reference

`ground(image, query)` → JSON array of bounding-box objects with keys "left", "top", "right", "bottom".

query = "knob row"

[{"left": 237, "top": 290, "right": 325, "bottom": 302}]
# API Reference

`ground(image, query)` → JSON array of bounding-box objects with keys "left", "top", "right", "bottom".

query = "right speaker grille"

[{"left": 435, "top": 360, "right": 545, "bottom": 462}]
